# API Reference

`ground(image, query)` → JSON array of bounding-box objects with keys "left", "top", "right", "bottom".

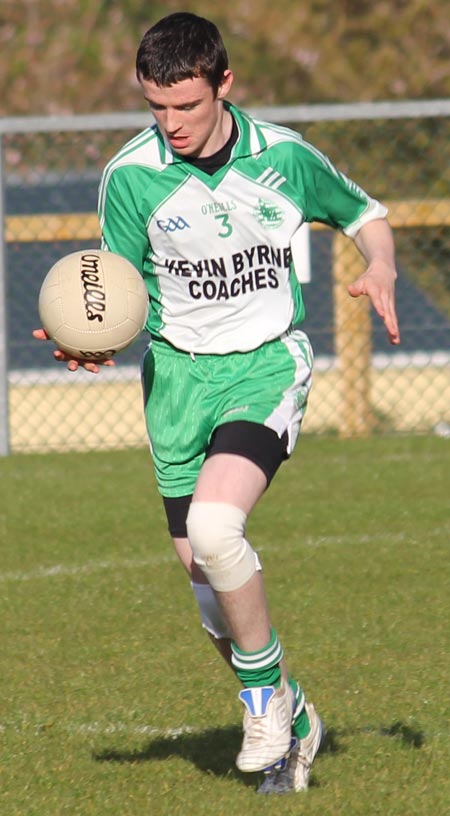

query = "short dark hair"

[{"left": 136, "top": 12, "right": 229, "bottom": 96}]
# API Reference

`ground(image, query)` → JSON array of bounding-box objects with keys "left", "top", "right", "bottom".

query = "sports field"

[{"left": 1, "top": 435, "right": 449, "bottom": 815}]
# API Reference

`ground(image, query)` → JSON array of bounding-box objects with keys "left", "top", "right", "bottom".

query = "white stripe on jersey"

[
  {"left": 248, "top": 117, "right": 265, "bottom": 154},
  {"left": 256, "top": 167, "right": 287, "bottom": 189}
]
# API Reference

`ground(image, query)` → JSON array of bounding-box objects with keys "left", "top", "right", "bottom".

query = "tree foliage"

[{"left": 0, "top": 0, "right": 449, "bottom": 115}]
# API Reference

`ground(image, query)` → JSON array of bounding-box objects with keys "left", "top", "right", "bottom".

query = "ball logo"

[
  {"left": 78, "top": 349, "right": 116, "bottom": 359},
  {"left": 80, "top": 253, "right": 106, "bottom": 322}
]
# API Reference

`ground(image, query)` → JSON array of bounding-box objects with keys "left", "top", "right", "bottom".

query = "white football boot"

[
  {"left": 236, "top": 678, "right": 295, "bottom": 773},
  {"left": 257, "top": 702, "right": 324, "bottom": 794}
]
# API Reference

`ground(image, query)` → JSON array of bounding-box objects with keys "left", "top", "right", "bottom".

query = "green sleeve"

[
  {"left": 282, "top": 141, "right": 374, "bottom": 231},
  {"left": 99, "top": 167, "right": 150, "bottom": 273}
]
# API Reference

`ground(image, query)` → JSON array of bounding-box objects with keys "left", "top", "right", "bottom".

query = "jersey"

[{"left": 98, "top": 102, "right": 387, "bottom": 354}]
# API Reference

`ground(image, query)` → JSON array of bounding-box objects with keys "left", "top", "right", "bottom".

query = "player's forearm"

[{"left": 353, "top": 218, "right": 397, "bottom": 274}]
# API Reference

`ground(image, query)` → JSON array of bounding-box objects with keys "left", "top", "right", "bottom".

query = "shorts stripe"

[{"left": 263, "top": 329, "right": 313, "bottom": 453}]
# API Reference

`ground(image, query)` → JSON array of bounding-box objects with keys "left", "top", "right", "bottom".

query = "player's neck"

[
  {"left": 217, "top": 108, "right": 233, "bottom": 153},
  {"left": 199, "top": 107, "right": 233, "bottom": 159},
  {"left": 185, "top": 114, "right": 237, "bottom": 175}
]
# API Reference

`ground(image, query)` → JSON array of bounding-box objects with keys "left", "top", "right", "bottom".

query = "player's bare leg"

[
  {"left": 171, "top": 456, "right": 271, "bottom": 655},
  {"left": 171, "top": 454, "right": 321, "bottom": 782},
  {"left": 172, "top": 535, "right": 234, "bottom": 664},
  {"left": 173, "top": 536, "right": 289, "bottom": 672},
  {"left": 184, "top": 453, "right": 313, "bottom": 773},
  {"left": 191, "top": 453, "right": 269, "bottom": 650}
]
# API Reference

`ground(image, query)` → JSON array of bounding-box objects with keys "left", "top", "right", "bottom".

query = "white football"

[{"left": 38, "top": 249, "right": 148, "bottom": 360}]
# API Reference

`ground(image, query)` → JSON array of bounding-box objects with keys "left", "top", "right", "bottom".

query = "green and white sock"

[
  {"left": 231, "top": 627, "right": 283, "bottom": 688},
  {"left": 231, "top": 631, "right": 311, "bottom": 737},
  {"left": 288, "top": 677, "right": 311, "bottom": 739}
]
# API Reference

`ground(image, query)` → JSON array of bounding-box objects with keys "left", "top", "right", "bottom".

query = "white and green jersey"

[{"left": 98, "top": 102, "right": 387, "bottom": 354}]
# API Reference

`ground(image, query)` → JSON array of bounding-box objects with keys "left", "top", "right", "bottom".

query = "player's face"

[{"left": 139, "top": 72, "right": 234, "bottom": 158}]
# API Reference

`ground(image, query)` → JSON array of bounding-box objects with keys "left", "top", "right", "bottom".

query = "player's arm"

[
  {"left": 349, "top": 218, "right": 400, "bottom": 346},
  {"left": 294, "top": 144, "right": 400, "bottom": 345}
]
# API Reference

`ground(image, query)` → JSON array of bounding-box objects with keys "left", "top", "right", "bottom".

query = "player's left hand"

[
  {"left": 348, "top": 259, "right": 400, "bottom": 345},
  {"left": 32, "top": 328, "right": 116, "bottom": 374}
]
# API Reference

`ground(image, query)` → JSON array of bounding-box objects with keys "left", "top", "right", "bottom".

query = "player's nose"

[{"left": 165, "top": 108, "right": 182, "bottom": 134}]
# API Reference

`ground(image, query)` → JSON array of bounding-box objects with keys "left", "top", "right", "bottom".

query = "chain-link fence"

[{"left": 1, "top": 100, "right": 449, "bottom": 454}]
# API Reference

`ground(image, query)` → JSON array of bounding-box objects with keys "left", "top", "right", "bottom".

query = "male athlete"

[{"left": 34, "top": 12, "right": 400, "bottom": 795}]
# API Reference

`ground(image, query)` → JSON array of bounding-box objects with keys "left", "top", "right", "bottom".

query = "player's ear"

[{"left": 217, "top": 70, "right": 234, "bottom": 100}]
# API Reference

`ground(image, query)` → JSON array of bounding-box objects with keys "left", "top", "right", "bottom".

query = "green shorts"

[{"left": 142, "top": 329, "right": 313, "bottom": 498}]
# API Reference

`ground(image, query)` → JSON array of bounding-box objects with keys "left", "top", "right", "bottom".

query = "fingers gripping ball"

[{"left": 38, "top": 249, "right": 149, "bottom": 361}]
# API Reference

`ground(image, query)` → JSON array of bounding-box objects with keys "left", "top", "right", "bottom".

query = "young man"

[{"left": 35, "top": 12, "right": 400, "bottom": 795}]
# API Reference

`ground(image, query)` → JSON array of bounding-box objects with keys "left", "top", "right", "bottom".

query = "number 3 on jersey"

[{"left": 215, "top": 213, "right": 233, "bottom": 238}]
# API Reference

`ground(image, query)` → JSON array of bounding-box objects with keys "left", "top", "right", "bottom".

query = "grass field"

[{"left": 1, "top": 435, "right": 449, "bottom": 815}]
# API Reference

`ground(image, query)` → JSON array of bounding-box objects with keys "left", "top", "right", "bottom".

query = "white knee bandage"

[{"left": 186, "top": 501, "right": 257, "bottom": 592}]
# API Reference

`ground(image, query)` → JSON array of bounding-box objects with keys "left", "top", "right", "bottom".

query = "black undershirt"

[{"left": 184, "top": 115, "right": 238, "bottom": 175}]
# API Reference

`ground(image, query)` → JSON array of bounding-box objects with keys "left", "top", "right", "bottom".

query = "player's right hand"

[{"left": 32, "top": 328, "right": 116, "bottom": 374}]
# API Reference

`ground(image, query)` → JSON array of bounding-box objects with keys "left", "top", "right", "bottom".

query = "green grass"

[{"left": 1, "top": 436, "right": 449, "bottom": 815}]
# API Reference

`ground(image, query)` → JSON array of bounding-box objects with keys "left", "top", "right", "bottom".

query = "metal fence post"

[{"left": 0, "top": 134, "right": 10, "bottom": 456}]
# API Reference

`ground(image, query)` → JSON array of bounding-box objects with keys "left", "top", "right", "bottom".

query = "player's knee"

[{"left": 186, "top": 501, "right": 257, "bottom": 592}]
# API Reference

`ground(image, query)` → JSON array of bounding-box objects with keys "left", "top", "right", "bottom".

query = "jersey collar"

[{"left": 154, "top": 101, "right": 268, "bottom": 166}]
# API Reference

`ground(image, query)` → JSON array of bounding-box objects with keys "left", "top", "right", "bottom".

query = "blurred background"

[
  {"left": 1, "top": 0, "right": 449, "bottom": 114},
  {"left": 1, "top": 1, "right": 449, "bottom": 452}
]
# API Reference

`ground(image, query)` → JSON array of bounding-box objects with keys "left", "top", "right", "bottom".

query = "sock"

[
  {"left": 231, "top": 627, "right": 283, "bottom": 688},
  {"left": 288, "top": 676, "right": 311, "bottom": 739}
]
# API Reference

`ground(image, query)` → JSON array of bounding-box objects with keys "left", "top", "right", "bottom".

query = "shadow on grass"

[
  {"left": 350, "top": 720, "right": 425, "bottom": 749},
  {"left": 320, "top": 726, "right": 344, "bottom": 755},
  {"left": 92, "top": 722, "right": 346, "bottom": 788},
  {"left": 92, "top": 724, "right": 256, "bottom": 787},
  {"left": 91, "top": 718, "right": 422, "bottom": 789},
  {"left": 379, "top": 721, "right": 425, "bottom": 749}
]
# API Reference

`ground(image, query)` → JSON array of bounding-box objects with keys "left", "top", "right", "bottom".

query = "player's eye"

[{"left": 145, "top": 98, "right": 166, "bottom": 111}]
